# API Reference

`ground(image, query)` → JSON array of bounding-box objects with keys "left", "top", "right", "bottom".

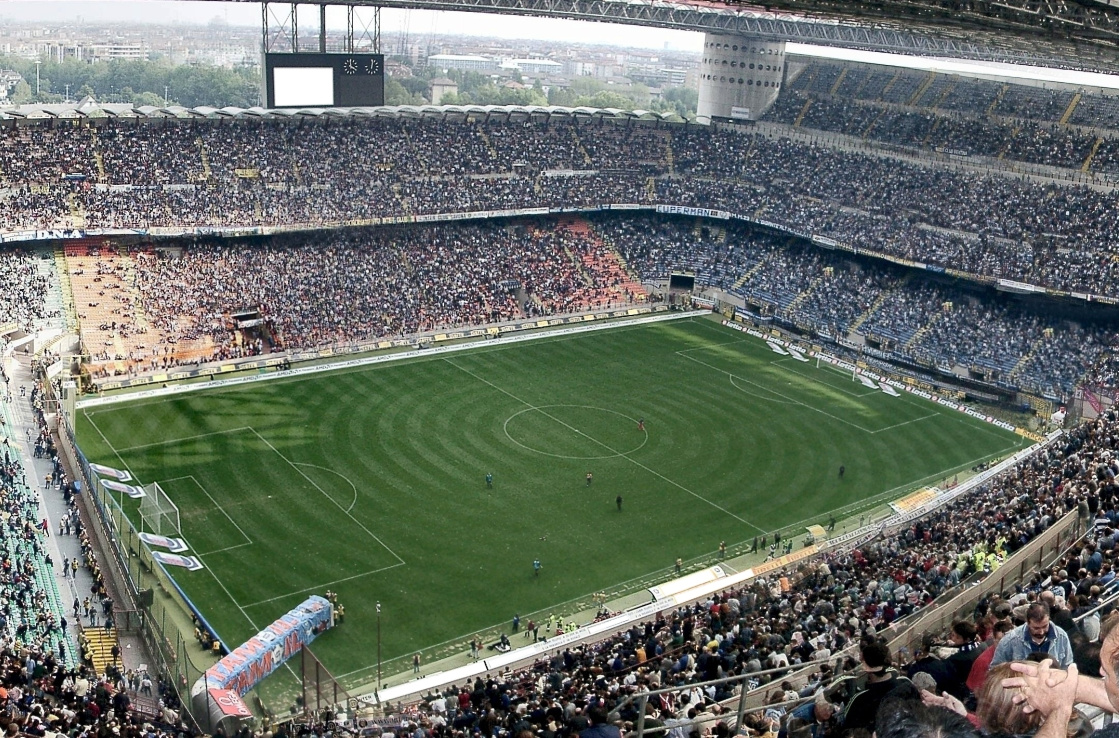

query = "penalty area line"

[
  {"left": 247, "top": 426, "right": 404, "bottom": 565},
  {"left": 241, "top": 562, "right": 406, "bottom": 608}
]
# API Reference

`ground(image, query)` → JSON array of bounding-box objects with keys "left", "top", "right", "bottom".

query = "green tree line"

[
  {"left": 387, "top": 63, "right": 696, "bottom": 116},
  {"left": 1, "top": 55, "right": 260, "bottom": 108},
  {"left": 0, "top": 53, "right": 696, "bottom": 116}
]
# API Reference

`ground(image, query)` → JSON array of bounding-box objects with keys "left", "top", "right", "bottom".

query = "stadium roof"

[{"left": 196, "top": 0, "right": 1119, "bottom": 73}]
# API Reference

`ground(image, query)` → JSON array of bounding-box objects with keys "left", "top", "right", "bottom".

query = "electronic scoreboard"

[{"left": 265, "top": 53, "right": 385, "bottom": 108}]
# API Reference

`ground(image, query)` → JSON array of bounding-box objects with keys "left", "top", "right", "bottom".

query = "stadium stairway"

[
  {"left": 862, "top": 108, "right": 885, "bottom": 139},
  {"left": 1061, "top": 92, "right": 1083, "bottom": 126},
  {"left": 90, "top": 129, "right": 106, "bottom": 182},
  {"left": 53, "top": 247, "right": 79, "bottom": 333},
  {"left": 878, "top": 70, "right": 902, "bottom": 101},
  {"left": 903, "top": 308, "right": 945, "bottom": 351},
  {"left": 784, "top": 275, "right": 824, "bottom": 315},
  {"left": 730, "top": 254, "right": 772, "bottom": 291},
  {"left": 998, "top": 127, "right": 1020, "bottom": 159},
  {"left": 573, "top": 132, "right": 593, "bottom": 167},
  {"left": 196, "top": 137, "right": 212, "bottom": 181},
  {"left": 921, "top": 118, "right": 943, "bottom": 147},
  {"left": 1009, "top": 336, "right": 1048, "bottom": 382},
  {"left": 81, "top": 626, "right": 120, "bottom": 675},
  {"left": 66, "top": 192, "right": 86, "bottom": 228},
  {"left": 793, "top": 99, "right": 813, "bottom": 127},
  {"left": 848, "top": 277, "right": 905, "bottom": 333},
  {"left": 987, "top": 84, "right": 1009, "bottom": 117},
  {"left": 932, "top": 79, "right": 956, "bottom": 109},
  {"left": 1082, "top": 137, "right": 1104, "bottom": 172},
  {"left": 908, "top": 72, "right": 937, "bottom": 106},
  {"left": 477, "top": 127, "right": 499, "bottom": 159},
  {"left": 828, "top": 68, "right": 848, "bottom": 96}
]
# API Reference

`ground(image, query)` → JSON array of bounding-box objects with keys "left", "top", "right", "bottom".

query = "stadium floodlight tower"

[{"left": 696, "top": 34, "right": 786, "bottom": 123}]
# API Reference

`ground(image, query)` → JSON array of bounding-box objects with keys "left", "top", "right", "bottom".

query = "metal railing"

[{"left": 615, "top": 507, "right": 1089, "bottom": 737}]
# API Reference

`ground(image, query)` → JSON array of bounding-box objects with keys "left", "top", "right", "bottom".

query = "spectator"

[{"left": 990, "top": 603, "right": 1074, "bottom": 668}]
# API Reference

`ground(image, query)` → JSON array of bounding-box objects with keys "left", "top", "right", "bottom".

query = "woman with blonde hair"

[{"left": 977, "top": 662, "right": 1042, "bottom": 736}]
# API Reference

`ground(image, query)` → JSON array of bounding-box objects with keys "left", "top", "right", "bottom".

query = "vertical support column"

[
  {"left": 291, "top": 2, "right": 299, "bottom": 53},
  {"left": 320, "top": 4, "right": 327, "bottom": 52},
  {"left": 346, "top": 5, "right": 354, "bottom": 52},
  {"left": 373, "top": 6, "right": 381, "bottom": 54}
]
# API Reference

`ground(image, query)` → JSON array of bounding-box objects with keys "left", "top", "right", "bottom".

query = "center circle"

[{"left": 503, "top": 405, "right": 649, "bottom": 459}]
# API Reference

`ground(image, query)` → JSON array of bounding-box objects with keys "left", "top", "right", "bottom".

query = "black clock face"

[
  {"left": 343, "top": 58, "right": 358, "bottom": 75},
  {"left": 365, "top": 58, "right": 381, "bottom": 75}
]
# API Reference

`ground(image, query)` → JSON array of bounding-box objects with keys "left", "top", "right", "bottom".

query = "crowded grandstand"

[{"left": 4, "top": 40, "right": 1119, "bottom": 738}]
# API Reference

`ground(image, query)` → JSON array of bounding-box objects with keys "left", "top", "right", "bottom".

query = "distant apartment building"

[
  {"left": 427, "top": 54, "right": 498, "bottom": 73},
  {"left": 505, "top": 58, "right": 563, "bottom": 76},
  {"left": 0, "top": 70, "right": 23, "bottom": 101},
  {"left": 86, "top": 43, "right": 148, "bottom": 62},
  {"left": 659, "top": 68, "right": 688, "bottom": 87},
  {"left": 429, "top": 77, "right": 458, "bottom": 105}
]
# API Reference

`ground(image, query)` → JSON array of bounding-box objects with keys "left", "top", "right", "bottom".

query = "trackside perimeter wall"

[{"left": 76, "top": 309, "right": 703, "bottom": 410}]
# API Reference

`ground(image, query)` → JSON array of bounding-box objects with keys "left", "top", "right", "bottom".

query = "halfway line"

[{"left": 443, "top": 358, "right": 765, "bottom": 533}]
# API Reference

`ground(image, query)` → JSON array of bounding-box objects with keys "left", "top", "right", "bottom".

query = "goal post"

[{"left": 139, "top": 482, "right": 181, "bottom": 536}]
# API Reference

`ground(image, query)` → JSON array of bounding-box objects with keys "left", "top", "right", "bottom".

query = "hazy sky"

[
  {"left": 7, "top": 0, "right": 1119, "bottom": 88},
  {"left": 3, "top": 1, "right": 705, "bottom": 50}
]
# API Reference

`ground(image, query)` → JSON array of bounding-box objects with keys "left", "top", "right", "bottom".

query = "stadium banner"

[
  {"left": 152, "top": 551, "right": 204, "bottom": 571},
  {"left": 36, "top": 228, "right": 83, "bottom": 241},
  {"left": 1, "top": 229, "right": 39, "bottom": 243},
  {"left": 655, "top": 205, "right": 730, "bottom": 220},
  {"left": 0, "top": 322, "right": 17, "bottom": 336},
  {"left": 202, "top": 595, "right": 333, "bottom": 695},
  {"left": 207, "top": 689, "right": 252, "bottom": 718},
  {"left": 811, "top": 235, "right": 838, "bottom": 248},
  {"left": 542, "top": 169, "right": 597, "bottom": 177},
  {"left": 139, "top": 532, "right": 189, "bottom": 552},
  {"left": 749, "top": 544, "right": 820, "bottom": 577},
  {"left": 89, "top": 463, "right": 132, "bottom": 481},
  {"left": 100, "top": 479, "right": 146, "bottom": 498},
  {"left": 996, "top": 279, "right": 1044, "bottom": 294}
]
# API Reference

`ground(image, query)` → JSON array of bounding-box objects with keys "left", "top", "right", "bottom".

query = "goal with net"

[{"left": 139, "top": 482, "right": 181, "bottom": 536}]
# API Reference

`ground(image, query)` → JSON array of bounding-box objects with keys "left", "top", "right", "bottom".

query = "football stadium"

[{"left": 3, "top": 0, "right": 1119, "bottom": 737}]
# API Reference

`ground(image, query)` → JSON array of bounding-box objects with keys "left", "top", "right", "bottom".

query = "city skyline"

[
  {"left": 5, "top": 1, "right": 705, "bottom": 51},
  {"left": 7, "top": 0, "right": 1119, "bottom": 89}
]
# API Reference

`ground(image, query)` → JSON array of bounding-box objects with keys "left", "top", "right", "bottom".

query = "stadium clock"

[{"left": 265, "top": 53, "right": 385, "bottom": 108}]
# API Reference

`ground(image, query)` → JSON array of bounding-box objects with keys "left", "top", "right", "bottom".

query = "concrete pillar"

[{"left": 697, "top": 34, "right": 787, "bottom": 122}]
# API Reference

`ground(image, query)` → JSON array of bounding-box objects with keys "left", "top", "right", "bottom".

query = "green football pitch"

[{"left": 76, "top": 315, "right": 1029, "bottom": 696}]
